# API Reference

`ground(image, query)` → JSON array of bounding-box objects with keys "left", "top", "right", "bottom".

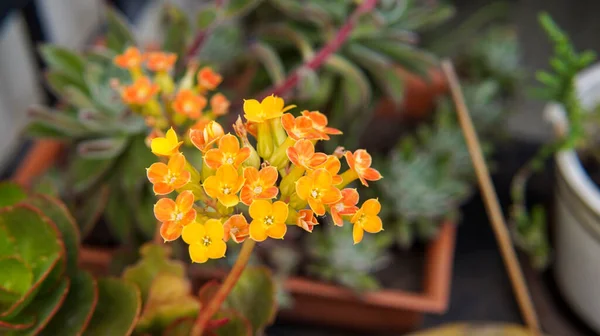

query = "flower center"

[
  {"left": 357, "top": 213, "right": 367, "bottom": 226},
  {"left": 202, "top": 235, "right": 212, "bottom": 246},
  {"left": 225, "top": 156, "right": 234, "bottom": 165},
  {"left": 184, "top": 101, "right": 194, "bottom": 113},
  {"left": 310, "top": 188, "right": 321, "bottom": 199},
  {"left": 173, "top": 211, "right": 183, "bottom": 222},
  {"left": 264, "top": 216, "right": 274, "bottom": 226},
  {"left": 222, "top": 185, "right": 231, "bottom": 195},
  {"left": 253, "top": 185, "right": 263, "bottom": 194},
  {"left": 230, "top": 227, "right": 239, "bottom": 235},
  {"left": 335, "top": 202, "right": 345, "bottom": 212},
  {"left": 137, "top": 88, "right": 148, "bottom": 99},
  {"left": 165, "top": 172, "right": 178, "bottom": 184}
]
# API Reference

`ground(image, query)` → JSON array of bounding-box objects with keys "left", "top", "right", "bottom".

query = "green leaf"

[
  {"left": 38, "top": 45, "right": 86, "bottom": 89},
  {"left": 134, "top": 188, "right": 158, "bottom": 239},
  {"left": 196, "top": 6, "right": 219, "bottom": 29},
  {"left": 0, "top": 314, "right": 35, "bottom": 332},
  {"left": 64, "top": 86, "right": 95, "bottom": 110},
  {"left": 77, "top": 137, "right": 128, "bottom": 160},
  {"left": 222, "top": 267, "right": 276, "bottom": 334},
  {"left": 45, "top": 71, "right": 85, "bottom": 99},
  {"left": 225, "top": 0, "right": 264, "bottom": 17},
  {"left": 162, "top": 317, "right": 193, "bottom": 336},
  {"left": 250, "top": 41, "right": 285, "bottom": 85},
  {"left": 122, "top": 243, "right": 185, "bottom": 303},
  {"left": 40, "top": 271, "right": 98, "bottom": 336},
  {"left": 75, "top": 185, "right": 110, "bottom": 238},
  {"left": 0, "top": 205, "right": 63, "bottom": 319},
  {"left": 105, "top": 6, "right": 136, "bottom": 52},
  {"left": 83, "top": 278, "right": 141, "bottom": 336},
  {"left": 25, "top": 122, "right": 69, "bottom": 139},
  {"left": 103, "top": 186, "right": 134, "bottom": 243},
  {"left": 67, "top": 156, "right": 114, "bottom": 195},
  {"left": 27, "top": 105, "right": 89, "bottom": 138},
  {"left": 26, "top": 195, "right": 80, "bottom": 275},
  {"left": 0, "top": 257, "right": 33, "bottom": 304},
  {"left": 162, "top": 4, "right": 191, "bottom": 60},
  {"left": 4, "top": 278, "right": 69, "bottom": 336},
  {"left": 361, "top": 40, "right": 437, "bottom": 78},
  {"left": 135, "top": 273, "right": 200, "bottom": 334},
  {"left": 213, "top": 310, "right": 252, "bottom": 336},
  {"left": 0, "top": 183, "right": 27, "bottom": 208},
  {"left": 325, "top": 54, "right": 372, "bottom": 114}
]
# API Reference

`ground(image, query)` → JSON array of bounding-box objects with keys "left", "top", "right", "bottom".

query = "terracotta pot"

[
  {"left": 12, "top": 140, "right": 457, "bottom": 333},
  {"left": 375, "top": 66, "right": 449, "bottom": 120}
]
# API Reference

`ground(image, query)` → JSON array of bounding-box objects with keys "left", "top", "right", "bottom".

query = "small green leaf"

[
  {"left": 77, "top": 137, "right": 128, "bottom": 160},
  {"left": 325, "top": 54, "right": 372, "bottom": 114},
  {"left": 162, "top": 317, "right": 194, "bottom": 336},
  {"left": 0, "top": 257, "right": 32, "bottom": 306},
  {"left": 222, "top": 267, "right": 276, "bottom": 334},
  {"left": 122, "top": 244, "right": 185, "bottom": 303},
  {"left": 40, "top": 271, "right": 98, "bottom": 336},
  {"left": 27, "top": 105, "right": 89, "bottom": 138},
  {"left": 64, "top": 86, "right": 95, "bottom": 110},
  {"left": 26, "top": 195, "right": 80, "bottom": 275},
  {"left": 213, "top": 310, "right": 252, "bottom": 336},
  {"left": 75, "top": 185, "right": 110, "bottom": 238},
  {"left": 0, "top": 183, "right": 27, "bottom": 208},
  {"left": 38, "top": 45, "right": 86, "bottom": 89},
  {"left": 162, "top": 4, "right": 191, "bottom": 60},
  {"left": 4, "top": 278, "right": 69, "bottom": 336},
  {"left": 225, "top": 0, "right": 263, "bottom": 17},
  {"left": 104, "top": 186, "right": 134, "bottom": 243},
  {"left": 0, "top": 205, "right": 63, "bottom": 319},
  {"left": 0, "top": 314, "right": 35, "bottom": 332},
  {"left": 134, "top": 188, "right": 158, "bottom": 239},
  {"left": 135, "top": 273, "right": 200, "bottom": 334},
  {"left": 196, "top": 6, "right": 218, "bottom": 30},
  {"left": 81, "top": 278, "right": 141, "bottom": 336},
  {"left": 105, "top": 6, "right": 136, "bottom": 52},
  {"left": 250, "top": 42, "right": 285, "bottom": 85},
  {"left": 67, "top": 156, "right": 114, "bottom": 195}
]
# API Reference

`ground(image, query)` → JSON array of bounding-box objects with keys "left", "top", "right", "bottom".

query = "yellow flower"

[
  {"left": 249, "top": 200, "right": 288, "bottom": 241},
  {"left": 243, "top": 95, "right": 295, "bottom": 123},
  {"left": 202, "top": 165, "right": 245, "bottom": 207},
  {"left": 151, "top": 128, "right": 183, "bottom": 157},
  {"left": 351, "top": 199, "right": 383, "bottom": 244},
  {"left": 295, "top": 168, "right": 342, "bottom": 216},
  {"left": 182, "top": 219, "right": 226, "bottom": 263}
]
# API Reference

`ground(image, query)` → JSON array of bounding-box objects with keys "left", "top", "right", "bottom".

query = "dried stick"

[{"left": 441, "top": 60, "right": 541, "bottom": 335}]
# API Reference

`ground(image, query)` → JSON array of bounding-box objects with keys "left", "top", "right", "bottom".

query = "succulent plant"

[
  {"left": 0, "top": 182, "right": 141, "bottom": 335},
  {"left": 306, "top": 222, "right": 392, "bottom": 292}
]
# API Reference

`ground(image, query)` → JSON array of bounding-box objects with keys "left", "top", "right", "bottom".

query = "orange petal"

[
  {"left": 267, "top": 222, "right": 287, "bottom": 239},
  {"left": 240, "top": 186, "right": 254, "bottom": 206},
  {"left": 352, "top": 224, "right": 364, "bottom": 244},
  {"left": 344, "top": 151, "right": 356, "bottom": 171},
  {"left": 355, "top": 149, "right": 372, "bottom": 168},
  {"left": 324, "top": 126, "right": 342, "bottom": 135},
  {"left": 160, "top": 221, "right": 182, "bottom": 241},
  {"left": 309, "top": 153, "right": 328, "bottom": 168},
  {"left": 216, "top": 164, "right": 239, "bottom": 185},
  {"left": 219, "top": 194, "right": 239, "bottom": 208},
  {"left": 313, "top": 169, "right": 333, "bottom": 189},
  {"left": 154, "top": 198, "right": 176, "bottom": 222},
  {"left": 308, "top": 198, "right": 326, "bottom": 216},
  {"left": 153, "top": 183, "right": 173, "bottom": 195},
  {"left": 281, "top": 113, "right": 295, "bottom": 132},
  {"left": 219, "top": 134, "right": 240, "bottom": 153},
  {"left": 168, "top": 153, "right": 186, "bottom": 173},
  {"left": 176, "top": 191, "right": 195, "bottom": 211},
  {"left": 180, "top": 209, "right": 197, "bottom": 226},
  {"left": 260, "top": 186, "right": 279, "bottom": 200},
  {"left": 363, "top": 215, "right": 383, "bottom": 233},
  {"left": 332, "top": 175, "right": 343, "bottom": 185},
  {"left": 204, "top": 149, "right": 224, "bottom": 169},
  {"left": 295, "top": 139, "right": 315, "bottom": 157},
  {"left": 172, "top": 171, "right": 191, "bottom": 189},
  {"left": 243, "top": 167, "right": 260, "bottom": 183},
  {"left": 362, "top": 199, "right": 381, "bottom": 216},
  {"left": 235, "top": 147, "right": 251, "bottom": 167},
  {"left": 249, "top": 199, "right": 272, "bottom": 219},
  {"left": 362, "top": 167, "right": 382, "bottom": 182},
  {"left": 249, "top": 221, "right": 268, "bottom": 242},
  {"left": 259, "top": 166, "right": 278, "bottom": 186},
  {"left": 147, "top": 163, "right": 168, "bottom": 183},
  {"left": 286, "top": 147, "right": 301, "bottom": 166},
  {"left": 202, "top": 176, "right": 220, "bottom": 198},
  {"left": 331, "top": 208, "right": 343, "bottom": 226},
  {"left": 321, "top": 187, "right": 342, "bottom": 205},
  {"left": 189, "top": 129, "right": 205, "bottom": 151},
  {"left": 342, "top": 188, "right": 359, "bottom": 206}
]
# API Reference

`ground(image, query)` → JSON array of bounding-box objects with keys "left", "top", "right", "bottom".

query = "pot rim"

[{"left": 551, "top": 62, "right": 600, "bottom": 217}]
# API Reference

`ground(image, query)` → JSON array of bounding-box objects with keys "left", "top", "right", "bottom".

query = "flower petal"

[
  {"left": 243, "top": 99, "right": 263, "bottom": 122},
  {"left": 202, "top": 176, "right": 220, "bottom": 199},
  {"left": 342, "top": 188, "right": 359, "bottom": 206},
  {"left": 243, "top": 166, "right": 260, "bottom": 183},
  {"left": 321, "top": 187, "right": 342, "bottom": 205},
  {"left": 147, "top": 163, "right": 168, "bottom": 183},
  {"left": 352, "top": 224, "right": 364, "bottom": 244},
  {"left": 240, "top": 186, "right": 254, "bottom": 206},
  {"left": 153, "top": 183, "right": 173, "bottom": 195},
  {"left": 219, "top": 194, "right": 239, "bottom": 208},
  {"left": 176, "top": 190, "right": 195, "bottom": 211},
  {"left": 363, "top": 215, "right": 383, "bottom": 233},
  {"left": 217, "top": 164, "right": 239, "bottom": 186},
  {"left": 151, "top": 138, "right": 173, "bottom": 156},
  {"left": 189, "top": 244, "right": 209, "bottom": 263},
  {"left": 219, "top": 134, "right": 240, "bottom": 153},
  {"left": 168, "top": 153, "right": 186, "bottom": 172},
  {"left": 313, "top": 168, "right": 333, "bottom": 189},
  {"left": 205, "top": 219, "right": 224, "bottom": 240},
  {"left": 249, "top": 221, "right": 268, "bottom": 242},
  {"left": 180, "top": 209, "right": 197, "bottom": 226},
  {"left": 295, "top": 176, "right": 312, "bottom": 200},
  {"left": 235, "top": 147, "right": 251, "bottom": 167},
  {"left": 154, "top": 198, "right": 176, "bottom": 222},
  {"left": 160, "top": 221, "right": 182, "bottom": 241},
  {"left": 249, "top": 199, "right": 271, "bottom": 219},
  {"left": 182, "top": 222, "right": 205, "bottom": 244},
  {"left": 308, "top": 153, "right": 328, "bottom": 168},
  {"left": 362, "top": 167, "right": 382, "bottom": 182},
  {"left": 208, "top": 240, "right": 227, "bottom": 259},
  {"left": 271, "top": 201, "right": 289, "bottom": 223},
  {"left": 267, "top": 222, "right": 287, "bottom": 239},
  {"left": 204, "top": 149, "right": 224, "bottom": 169},
  {"left": 259, "top": 166, "right": 278, "bottom": 186},
  {"left": 355, "top": 149, "right": 372, "bottom": 168},
  {"left": 308, "top": 198, "right": 326, "bottom": 216},
  {"left": 260, "top": 186, "right": 279, "bottom": 200},
  {"left": 331, "top": 208, "right": 343, "bottom": 226},
  {"left": 362, "top": 198, "right": 381, "bottom": 216},
  {"left": 344, "top": 151, "right": 356, "bottom": 171}
]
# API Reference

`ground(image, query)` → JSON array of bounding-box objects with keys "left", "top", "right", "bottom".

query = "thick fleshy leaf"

[
  {"left": 64, "top": 86, "right": 95, "bottom": 110},
  {"left": 77, "top": 137, "right": 128, "bottom": 160},
  {"left": 222, "top": 267, "right": 276, "bottom": 334},
  {"left": 325, "top": 54, "right": 372, "bottom": 115},
  {"left": 122, "top": 244, "right": 185, "bottom": 303},
  {"left": 249, "top": 42, "right": 285, "bottom": 85},
  {"left": 105, "top": 6, "right": 136, "bottom": 52},
  {"left": 75, "top": 185, "right": 109, "bottom": 238},
  {"left": 27, "top": 105, "right": 89, "bottom": 138},
  {"left": 26, "top": 195, "right": 80, "bottom": 275},
  {"left": 133, "top": 188, "right": 158, "bottom": 239},
  {"left": 361, "top": 40, "right": 436, "bottom": 79},
  {"left": 85, "top": 278, "right": 141, "bottom": 336},
  {"left": 196, "top": 6, "right": 219, "bottom": 29},
  {"left": 104, "top": 185, "right": 134, "bottom": 243},
  {"left": 269, "top": 0, "right": 330, "bottom": 27},
  {"left": 0, "top": 205, "right": 63, "bottom": 319},
  {"left": 0, "top": 314, "right": 35, "bottom": 332},
  {"left": 0, "top": 257, "right": 33, "bottom": 306},
  {"left": 0, "top": 183, "right": 27, "bottom": 208},
  {"left": 3, "top": 279, "right": 69, "bottom": 336},
  {"left": 67, "top": 155, "right": 114, "bottom": 195},
  {"left": 213, "top": 310, "right": 252, "bottom": 336},
  {"left": 40, "top": 271, "right": 97, "bottom": 336},
  {"left": 119, "top": 135, "right": 155, "bottom": 194},
  {"left": 38, "top": 45, "right": 86, "bottom": 90},
  {"left": 162, "top": 317, "right": 193, "bottom": 336},
  {"left": 197, "top": 280, "right": 220, "bottom": 307},
  {"left": 225, "top": 0, "right": 263, "bottom": 17},
  {"left": 162, "top": 4, "right": 190, "bottom": 60},
  {"left": 135, "top": 273, "right": 200, "bottom": 334}
]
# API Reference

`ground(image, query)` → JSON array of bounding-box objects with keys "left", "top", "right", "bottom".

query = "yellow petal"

[
  {"left": 249, "top": 199, "right": 271, "bottom": 220},
  {"left": 166, "top": 127, "right": 178, "bottom": 144},
  {"left": 151, "top": 138, "right": 172, "bottom": 156},
  {"left": 362, "top": 198, "right": 381, "bottom": 216},
  {"left": 267, "top": 222, "right": 287, "bottom": 239},
  {"left": 313, "top": 168, "right": 333, "bottom": 189},
  {"left": 295, "top": 176, "right": 312, "bottom": 200},
  {"left": 189, "top": 243, "right": 209, "bottom": 263},
  {"left": 205, "top": 219, "right": 224, "bottom": 240},
  {"left": 249, "top": 221, "right": 268, "bottom": 242},
  {"left": 182, "top": 222, "right": 205, "bottom": 245},
  {"left": 202, "top": 176, "right": 220, "bottom": 199},
  {"left": 363, "top": 215, "right": 383, "bottom": 233},
  {"left": 243, "top": 99, "right": 263, "bottom": 122},
  {"left": 219, "top": 194, "right": 239, "bottom": 208},
  {"left": 217, "top": 164, "right": 239, "bottom": 185},
  {"left": 208, "top": 239, "right": 226, "bottom": 259},
  {"left": 271, "top": 201, "right": 289, "bottom": 224},
  {"left": 353, "top": 224, "right": 364, "bottom": 244}
]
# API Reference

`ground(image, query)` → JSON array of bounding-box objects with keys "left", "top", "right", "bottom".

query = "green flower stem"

[
  {"left": 338, "top": 169, "right": 358, "bottom": 189},
  {"left": 191, "top": 239, "right": 256, "bottom": 336}
]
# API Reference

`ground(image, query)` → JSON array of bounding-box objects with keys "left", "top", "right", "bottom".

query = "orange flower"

[
  {"left": 223, "top": 214, "right": 250, "bottom": 243},
  {"left": 151, "top": 128, "right": 183, "bottom": 157},
  {"left": 295, "top": 169, "right": 342, "bottom": 216},
  {"left": 114, "top": 47, "right": 143, "bottom": 69},
  {"left": 286, "top": 139, "right": 327, "bottom": 170},
  {"left": 249, "top": 200, "right": 288, "bottom": 241},
  {"left": 210, "top": 93, "right": 230, "bottom": 116},
  {"left": 243, "top": 95, "right": 295, "bottom": 123},
  {"left": 145, "top": 51, "right": 177, "bottom": 72},
  {"left": 190, "top": 120, "right": 225, "bottom": 152},
  {"left": 297, "top": 209, "right": 318, "bottom": 233},
  {"left": 351, "top": 199, "right": 383, "bottom": 244},
  {"left": 202, "top": 165, "right": 245, "bottom": 207},
  {"left": 240, "top": 166, "right": 279, "bottom": 206},
  {"left": 154, "top": 190, "right": 196, "bottom": 241},
  {"left": 146, "top": 153, "right": 191, "bottom": 195},
  {"left": 197, "top": 67, "right": 222, "bottom": 90},
  {"left": 344, "top": 150, "right": 382, "bottom": 186},
  {"left": 301, "top": 110, "right": 342, "bottom": 140},
  {"left": 330, "top": 188, "right": 359, "bottom": 226},
  {"left": 314, "top": 155, "right": 343, "bottom": 185},
  {"left": 204, "top": 134, "right": 251, "bottom": 169},
  {"left": 281, "top": 113, "right": 321, "bottom": 140},
  {"left": 172, "top": 89, "right": 207, "bottom": 119},
  {"left": 121, "top": 77, "right": 160, "bottom": 105}
]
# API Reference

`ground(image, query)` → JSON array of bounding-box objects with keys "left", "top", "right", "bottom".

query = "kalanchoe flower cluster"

[
  {"left": 113, "top": 47, "right": 230, "bottom": 145},
  {"left": 130, "top": 52, "right": 383, "bottom": 263}
]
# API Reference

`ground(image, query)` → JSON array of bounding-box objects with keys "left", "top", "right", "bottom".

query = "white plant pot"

[{"left": 551, "top": 62, "right": 600, "bottom": 332}]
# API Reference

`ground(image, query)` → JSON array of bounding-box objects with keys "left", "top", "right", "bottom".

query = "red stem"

[{"left": 256, "top": 0, "right": 378, "bottom": 100}]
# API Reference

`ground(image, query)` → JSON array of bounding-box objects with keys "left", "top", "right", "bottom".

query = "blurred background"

[{"left": 2, "top": 0, "right": 600, "bottom": 335}]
